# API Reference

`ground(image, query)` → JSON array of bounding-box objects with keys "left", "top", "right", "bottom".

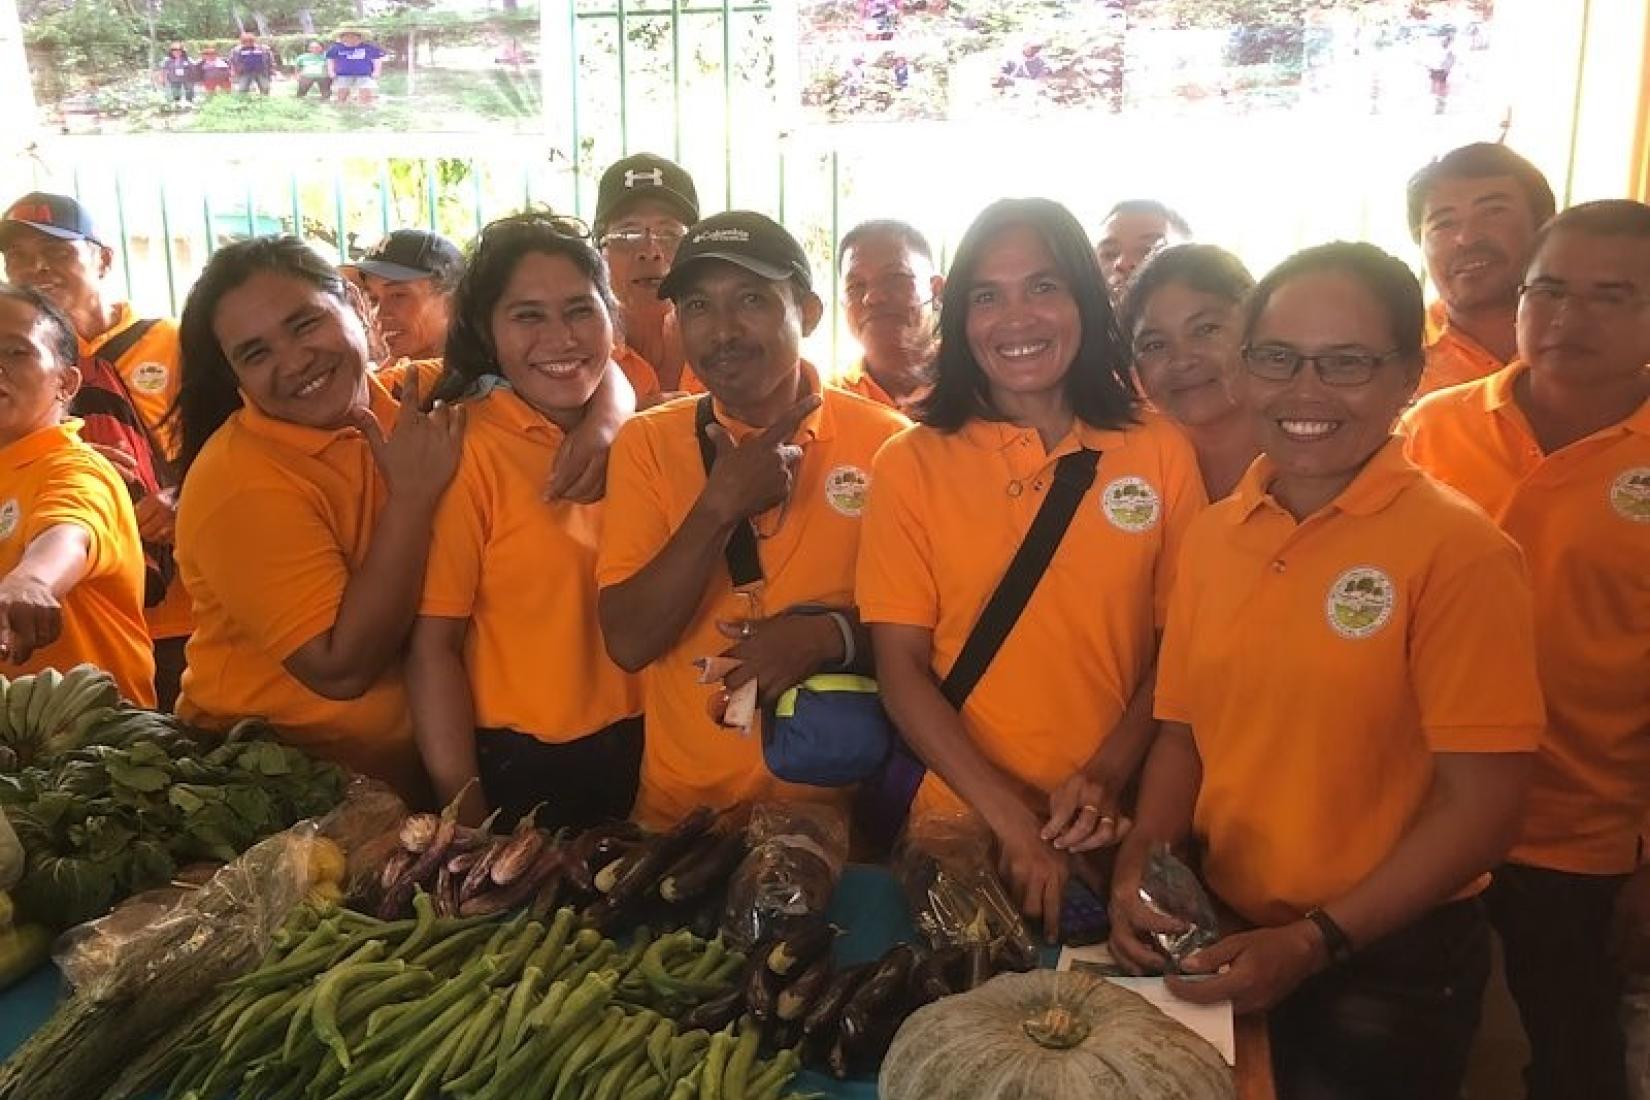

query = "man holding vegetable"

[{"left": 597, "top": 211, "right": 906, "bottom": 828}]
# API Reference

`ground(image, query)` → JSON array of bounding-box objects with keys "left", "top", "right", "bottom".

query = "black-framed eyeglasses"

[
  {"left": 600, "top": 226, "right": 688, "bottom": 252},
  {"left": 1518, "top": 281, "right": 1650, "bottom": 314},
  {"left": 1240, "top": 345, "right": 1405, "bottom": 387}
]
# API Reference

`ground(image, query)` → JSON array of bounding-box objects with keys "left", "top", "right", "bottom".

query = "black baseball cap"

[
  {"left": 357, "top": 229, "right": 464, "bottom": 285},
  {"left": 593, "top": 154, "right": 700, "bottom": 238},
  {"left": 0, "top": 192, "right": 104, "bottom": 250},
  {"left": 657, "top": 211, "right": 813, "bottom": 301}
]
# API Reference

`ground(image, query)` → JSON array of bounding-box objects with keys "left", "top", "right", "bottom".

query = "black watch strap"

[{"left": 1305, "top": 908, "right": 1355, "bottom": 966}]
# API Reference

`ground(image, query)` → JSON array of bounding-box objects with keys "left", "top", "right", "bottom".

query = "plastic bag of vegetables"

[
  {"left": 722, "top": 802, "right": 848, "bottom": 950},
  {"left": 0, "top": 791, "right": 368, "bottom": 1100},
  {"left": 894, "top": 810, "right": 1037, "bottom": 968}
]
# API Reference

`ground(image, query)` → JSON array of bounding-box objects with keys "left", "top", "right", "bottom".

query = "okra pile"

[{"left": 163, "top": 895, "right": 809, "bottom": 1100}]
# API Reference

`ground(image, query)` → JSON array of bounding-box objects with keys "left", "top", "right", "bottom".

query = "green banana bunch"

[{"left": 0, "top": 664, "right": 122, "bottom": 770}]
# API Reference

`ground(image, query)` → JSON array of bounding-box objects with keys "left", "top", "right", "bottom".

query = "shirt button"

[
  {"left": 1007, "top": 481, "right": 1024, "bottom": 498},
  {"left": 1271, "top": 559, "right": 1287, "bottom": 573}
]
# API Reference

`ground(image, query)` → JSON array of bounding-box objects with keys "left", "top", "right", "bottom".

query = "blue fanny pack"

[{"left": 763, "top": 673, "right": 895, "bottom": 787}]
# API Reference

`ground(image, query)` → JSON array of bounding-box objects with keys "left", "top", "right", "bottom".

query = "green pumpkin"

[{"left": 880, "top": 970, "right": 1235, "bottom": 1100}]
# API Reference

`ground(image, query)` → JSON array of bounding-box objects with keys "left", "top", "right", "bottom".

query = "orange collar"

[
  {"left": 1488, "top": 359, "right": 1650, "bottom": 437},
  {"left": 1231, "top": 436, "right": 1419, "bottom": 523},
  {"left": 0, "top": 420, "right": 81, "bottom": 471},
  {"left": 79, "top": 303, "right": 138, "bottom": 359},
  {"left": 957, "top": 414, "right": 1124, "bottom": 457},
  {"left": 236, "top": 371, "right": 397, "bottom": 457},
  {"left": 476, "top": 386, "right": 569, "bottom": 441},
  {"left": 707, "top": 360, "right": 833, "bottom": 444}
]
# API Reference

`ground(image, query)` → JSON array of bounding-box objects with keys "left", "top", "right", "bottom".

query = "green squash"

[{"left": 880, "top": 969, "right": 1235, "bottom": 1100}]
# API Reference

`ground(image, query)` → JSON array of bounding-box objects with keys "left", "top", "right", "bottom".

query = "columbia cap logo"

[
  {"left": 624, "top": 168, "right": 665, "bottom": 189},
  {"left": 694, "top": 228, "right": 751, "bottom": 244}
]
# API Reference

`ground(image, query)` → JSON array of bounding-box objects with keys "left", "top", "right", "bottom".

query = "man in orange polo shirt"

[
  {"left": 593, "top": 153, "right": 704, "bottom": 403},
  {"left": 0, "top": 191, "right": 188, "bottom": 707},
  {"left": 834, "top": 219, "right": 943, "bottom": 413},
  {"left": 1094, "top": 199, "right": 1191, "bottom": 305},
  {"left": 1405, "top": 200, "right": 1650, "bottom": 1100},
  {"left": 597, "top": 211, "right": 907, "bottom": 827},
  {"left": 1406, "top": 142, "right": 1555, "bottom": 398}
]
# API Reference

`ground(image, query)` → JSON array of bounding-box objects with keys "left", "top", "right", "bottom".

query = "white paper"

[{"left": 1055, "top": 944, "right": 1236, "bottom": 1066}]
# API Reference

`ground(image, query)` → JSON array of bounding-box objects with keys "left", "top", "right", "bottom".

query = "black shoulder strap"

[
  {"left": 694, "top": 395, "right": 763, "bottom": 589},
  {"left": 96, "top": 318, "right": 160, "bottom": 368},
  {"left": 938, "top": 447, "right": 1101, "bottom": 708}
]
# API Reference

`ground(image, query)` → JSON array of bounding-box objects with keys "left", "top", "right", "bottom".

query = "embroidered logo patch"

[
  {"left": 1100, "top": 476, "right": 1161, "bottom": 533},
  {"left": 0, "top": 499, "right": 19, "bottom": 541},
  {"left": 824, "top": 465, "right": 870, "bottom": 517},
  {"left": 1609, "top": 467, "right": 1650, "bottom": 523},
  {"left": 129, "top": 361, "right": 170, "bottom": 395},
  {"left": 1326, "top": 566, "right": 1395, "bottom": 639}
]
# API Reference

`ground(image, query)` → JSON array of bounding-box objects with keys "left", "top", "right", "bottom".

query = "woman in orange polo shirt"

[
  {"left": 0, "top": 286, "right": 154, "bottom": 704},
  {"left": 410, "top": 213, "right": 643, "bottom": 829},
  {"left": 1117, "top": 244, "right": 1258, "bottom": 500},
  {"left": 859, "top": 198, "right": 1206, "bottom": 940},
  {"left": 1109, "top": 243, "right": 1544, "bottom": 1099},
  {"left": 172, "top": 237, "right": 465, "bottom": 802}
]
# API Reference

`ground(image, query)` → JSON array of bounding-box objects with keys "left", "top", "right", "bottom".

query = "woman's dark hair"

[
  {"left": 176, "top": 236, "right": 351, "bottom": 474},
  {"left": 436, "top": 210, "right": 618, "bottom": 404},
  {"left": 0, "top": 284, "right": 79, "bottom": 370},
  {"left": 1118, "top": 243, "right": 1255, "bottom": 342},
  {"left": 1242, "top": 241, "right": 1425, "bottom": 364},
  {"left": 918, "top": 197, "right": 1137, "bottom": 432}
]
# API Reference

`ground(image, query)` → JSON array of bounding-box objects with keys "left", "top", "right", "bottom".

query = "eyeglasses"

[
  {"left": 601, "top": 227, "right": 688, "bottom": 253},
  {"left": 1518, "top": 281, "right": 1650, "bottom": 315},
  {"left": 1240, "top": 345, "right": 1405, "bottom": 387}
]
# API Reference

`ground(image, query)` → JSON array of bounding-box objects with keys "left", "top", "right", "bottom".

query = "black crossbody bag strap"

[
  {"left": 694, "top": 394, "right": 763, "bottom": 588},
  {"left": 858, "top": 446, "right": 1102, "bottom": 852}
]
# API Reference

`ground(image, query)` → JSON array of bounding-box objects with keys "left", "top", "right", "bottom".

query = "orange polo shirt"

[
  {"left": 831, "top": 359, "right": 930, "bottom": 415},
  {"left": 81, "top": 305, "right": 192, "bottom": 643},
  {"left": 0, "top": 421, "right": 156, "bottom": 706},
  {"left": 1419, "top": 300, "right": 1505, "bottom": 399},
  {"left": 175, "top": 375, "right": 424, "bottom": 798},
  {"left": 597, "top": 372, "right": 908, "bottom": 828},
  {"left": 1404, "top": 363, "right": 1650, "bottom": 875},
  {"left": 1156, "top": 439, "right": 1543, "bottom": 926},
  {"left": 858, "top": 412, "right": 1206, "bottom": 818},
  {"left": 421, "top": 387, "right": 641, "bottom": 739}
]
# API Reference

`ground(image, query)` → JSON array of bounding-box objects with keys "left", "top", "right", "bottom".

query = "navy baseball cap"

[
  {"left": 593, "top": 153, "right": 699, "bottom": 238},
  {"left": 657, "top": 211, "right": 813, "bottom": 301},
  {"left": 357, "top": 230, "right": 464, "bottom": 285},
  {"left": 0, "top": 192, "right": 104, "bottom": 249}
]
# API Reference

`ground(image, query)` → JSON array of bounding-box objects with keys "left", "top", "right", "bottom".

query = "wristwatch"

[{"left": 1304, "top": 907, "right": 1355, "bottom": 967}]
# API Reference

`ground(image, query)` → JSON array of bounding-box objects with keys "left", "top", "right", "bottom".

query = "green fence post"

[
  {"left": 569, "top": 0, "right": 583, "bottom": 217},
  {"left": 288, "top": 174, "right": 303, "bottom": 240},
  {"left": 379, "top": 162, "right": 393, "bottom": 237},
  {"left": 617, "top": 0, "right": 630, "bottom": 155},
  {"left": 202, "top": 192, "right": 216, "bottom": 257},
  {"left": 333, "top": 169, "right": 349, "bottom": 263},
  {"left": 722, "top": 0, "right": 733, "bottom": 208},
  {"left": 473, "top": 159, "right": 485, "bottom": 237},
  {"left": 158, "top": 182, "right": 178, "bottom": 316},
  {"left": 243, "top": 176, "right": 256, "bottom": 239},
  {"left": 425, "top": 159, "right": 439, "bottom": 230},
  {"left": 112, "top": 172, "right": 134, "bottom": 304},
  {"left": 671, "top": 0, "right": 683, "bottom": 161}
]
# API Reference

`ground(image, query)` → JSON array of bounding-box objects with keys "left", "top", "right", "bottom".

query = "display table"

[{"left": 0, "top": 866, "right": 1275, "bottom": 1098}]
